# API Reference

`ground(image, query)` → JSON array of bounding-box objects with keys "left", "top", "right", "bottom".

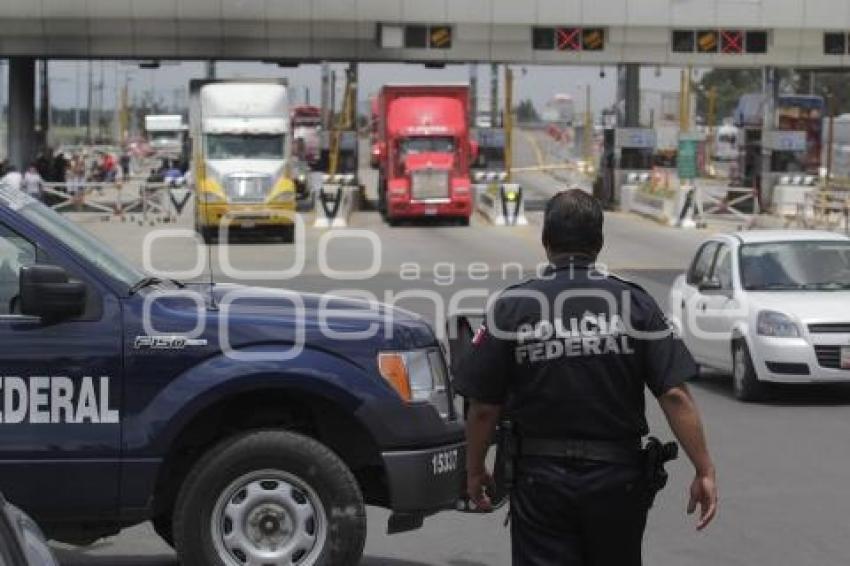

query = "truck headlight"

[
  {"left": 378, "top": 349, "right": 448, "bottom": 405},
  {"left": 757, "top": 310, "right": 800, "bottom": 337}
]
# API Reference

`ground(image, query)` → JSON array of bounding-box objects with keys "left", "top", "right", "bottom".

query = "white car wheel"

[{"left": 732, "top": 341, "right": 767, "bottom": 402}]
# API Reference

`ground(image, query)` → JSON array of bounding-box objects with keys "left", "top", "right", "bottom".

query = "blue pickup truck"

[{"left": 0, "top": 184, "right": 466, "bottom": 565}]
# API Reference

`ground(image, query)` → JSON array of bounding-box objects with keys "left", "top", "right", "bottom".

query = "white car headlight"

[
  {"left": 757, "top": 310, "right": 801, "bottom": 337},
  {"left": 378, "top": 349, "right": 448, "bottom": 407}
]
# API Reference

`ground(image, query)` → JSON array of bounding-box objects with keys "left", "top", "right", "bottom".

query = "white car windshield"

[{"left": 740, "top": 241, "right": 850, "bottom": 290}]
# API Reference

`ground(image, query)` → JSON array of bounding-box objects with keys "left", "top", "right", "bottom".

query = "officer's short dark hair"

[{"left": 541, "top": 189, "right": 604, "bottom": 258}]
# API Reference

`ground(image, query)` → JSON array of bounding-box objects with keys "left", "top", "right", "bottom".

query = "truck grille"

[
  {"left": 814, "top": 346, "right": 845, "bottom": 369},
  {"left": 411, "top": 170, "right": 450, "bottom": 201},
  {"left": 224, "top": 175, "right": 273, "bottom": 203}
]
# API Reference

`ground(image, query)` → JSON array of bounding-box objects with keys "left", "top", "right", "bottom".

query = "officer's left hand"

[
  {"left": 688, "top": 472, "right": 718, "bottom": 531},
  {"left": 467, "top": 470, "right": 495, "bottom": 512}
]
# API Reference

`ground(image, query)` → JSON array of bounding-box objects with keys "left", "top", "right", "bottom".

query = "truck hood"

[
  {"left": 404, "top": 153, "right": 454, "bottom": 173},
  {"left": 198, "top": 283, "right": 438, "bottom": 352},
  {"left": 206, "top": 159, "right": 287, "bottom": 179}
]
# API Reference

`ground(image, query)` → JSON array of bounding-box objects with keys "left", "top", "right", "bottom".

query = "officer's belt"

[{"left": 520, "top": 438, "right": 642, "bottom": 465}]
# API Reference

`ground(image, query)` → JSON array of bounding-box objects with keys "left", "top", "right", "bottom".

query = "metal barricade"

[
  {"left": 692, "top": 183, "right": 760, "bottom": 229},
  {"left": 42, "top": 182, "right": 138, "bottom": 221},
  {"left": 790, "top": 189, "right": 850, "bottom": 234}
]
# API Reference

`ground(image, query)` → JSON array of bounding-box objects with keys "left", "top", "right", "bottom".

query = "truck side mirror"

[
  {"left": 469, "top": 140, "right": 480, "bottom": 162},
  {"left": 19, "top": 265, "right": 87, "bottom": 320}
]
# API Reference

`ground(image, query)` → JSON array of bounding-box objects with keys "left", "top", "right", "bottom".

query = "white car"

[{"left": 669, "top": 230, "right": 850, "bottom": 401}]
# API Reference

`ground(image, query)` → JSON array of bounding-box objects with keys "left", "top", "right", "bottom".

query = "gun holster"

[{"left": 642, "top": 436, "right": 679, "bottom": 507}]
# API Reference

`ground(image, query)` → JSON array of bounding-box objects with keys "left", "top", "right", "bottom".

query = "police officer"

[{"left": 455, "top": 189, "right": 717, "bottom": 565}]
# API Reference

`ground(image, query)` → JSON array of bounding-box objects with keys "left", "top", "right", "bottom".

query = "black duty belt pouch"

[{"left": 642, "top": 436, "right": 679, "bottom": 507}]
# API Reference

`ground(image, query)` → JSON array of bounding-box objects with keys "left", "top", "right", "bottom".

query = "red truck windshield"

[{"left": 400, "top": 136, "right": 456, "bottom": 155}]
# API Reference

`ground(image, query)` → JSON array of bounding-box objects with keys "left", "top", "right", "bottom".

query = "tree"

[
  {"left": 514, "top": 99, "right": 540, "bottom": 123},
  {"left": 695, "top": 68, "right": 800, "bottom": 124}
]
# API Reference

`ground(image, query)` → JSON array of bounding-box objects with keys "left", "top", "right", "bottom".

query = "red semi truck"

[{"left": 374, "top": 84, "right": 476, "bottom": 225}]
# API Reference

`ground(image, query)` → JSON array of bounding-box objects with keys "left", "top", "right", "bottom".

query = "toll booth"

[
  {"left": 734, "top": 93, "right": 823, "bottom": 210},
  {"left": 595, "top": 127, "right": 655, "bottom": 208},
  {"left": 471, "top": 127, "right": 525, "bottom": 226}
]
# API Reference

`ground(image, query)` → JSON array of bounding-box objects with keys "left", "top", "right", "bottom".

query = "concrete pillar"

[
  {"left": 490, "top": 63, "right": 499, "bottom": 127},
  {"left": 320, "top": 62, "right": 331, "bottom": 130},
  {"left": 347, "top": 63, "right": 358, "bottom": 127},
  {"left": 618, "top": 63, "right": 640, "bottom": 128},
  {"left": 469, "top": 64, "right": 478, "bottom": 128},
  {"left": 8, "top": 57, "right": 36, "bottom": 171},
  {"left": 38, "top": 59, "right": 49, "bottom": 151}
]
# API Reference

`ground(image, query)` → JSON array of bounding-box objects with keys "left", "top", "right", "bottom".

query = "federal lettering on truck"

[{"left": 0, "top": 376, "right": 119, "bottom": 424}]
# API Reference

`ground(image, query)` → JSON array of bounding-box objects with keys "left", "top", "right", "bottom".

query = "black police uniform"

[{"left": 455, "top": 258, "right": 697, "bottom": 566}]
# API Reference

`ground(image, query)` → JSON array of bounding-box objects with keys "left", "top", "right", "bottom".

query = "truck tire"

[
  {"left": 152, "top": 514, "right": 174, "bottom": 548},
  {"left": 732, "top": 341, "right": 766, "bottom": 402},
  {"left": 200, "top": 227, "right": 217, "bottom": 245},
  {"left": 377, "top": 172, "right": 387, "bottom": 217},
  {"left": 173, "top": 430, "right": 366, "bottom": 566}
]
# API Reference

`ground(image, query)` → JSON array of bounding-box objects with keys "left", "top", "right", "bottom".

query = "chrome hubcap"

[{"left": 212, "top": 470, "right": 327, "bottom": 565}]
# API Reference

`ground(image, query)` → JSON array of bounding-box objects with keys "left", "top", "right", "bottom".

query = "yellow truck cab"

[{"left": 190, "top": 79, "right": 296, "bottom": 243}]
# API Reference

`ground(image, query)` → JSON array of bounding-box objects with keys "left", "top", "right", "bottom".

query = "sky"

[{"left": 0, "top": 59, "right": 684, "bottom": 117}]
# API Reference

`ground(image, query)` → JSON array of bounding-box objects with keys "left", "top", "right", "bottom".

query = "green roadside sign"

[{"left": 678, "top": 137, "right": 699, "bottom": 180}]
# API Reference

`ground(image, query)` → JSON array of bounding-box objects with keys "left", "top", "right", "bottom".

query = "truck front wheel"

[{"left": 173, "top": 430, "right": 366, "bottom": 566}]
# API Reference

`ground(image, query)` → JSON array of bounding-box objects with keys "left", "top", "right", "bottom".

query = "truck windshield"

[
  {"left": 400, "top": 137, "right": 456, "bottom": 156},
  {"left": 7, "top": 189, "right": 144, "bottom": 288},
  {"left": 151, "top": 132, "right": 181, "bottom": 144},
  {"left": 206, "top": 134, "right": 285, "bottom": 160}
]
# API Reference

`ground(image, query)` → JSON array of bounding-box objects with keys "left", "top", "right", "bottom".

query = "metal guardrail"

[
  {"left": 687, "top": 183, "right": 760, "bottom": 229},
  {"left": 42, "top": 182, "right": 191, "bottom": 225}
]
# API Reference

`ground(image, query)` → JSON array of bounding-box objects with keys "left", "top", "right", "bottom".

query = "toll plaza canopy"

[{"left": 1, "top": 0, "right": 850, "bottom": 66}]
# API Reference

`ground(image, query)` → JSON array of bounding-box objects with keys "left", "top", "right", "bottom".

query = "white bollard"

[{"left": 314, "top": 183, "right": 356, "bottom": 228}]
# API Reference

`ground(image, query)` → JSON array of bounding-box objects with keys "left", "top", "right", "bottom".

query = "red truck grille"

[{"left": 411, "top": 170, "right": 450, "bottom": 201}]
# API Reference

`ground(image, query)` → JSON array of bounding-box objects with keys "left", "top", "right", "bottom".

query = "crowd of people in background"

[{"left": 0, "top": 148, "right": 130, "bottom": 203}]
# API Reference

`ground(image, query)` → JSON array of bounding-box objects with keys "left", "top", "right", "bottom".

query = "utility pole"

[
  {"left": 504, "top": 67, "right": 514, "bottom": 182},
  {"left": 86, "top": 59, "right": 93, "bottom": 143},
  {"left": 469, "top": 64, "right": 478, "bottom": 128},
  {"left": 583, "top": 84, "right": 593, "bottom": 168},
  {"left": 490, "top": 63, "right": 499, "bottom": 127},
  {"left": 707, "top": 86, "right": 717, "bottom": 166},
  {"left": 826, "top": 92, "right": 835, "bottom": 186}
]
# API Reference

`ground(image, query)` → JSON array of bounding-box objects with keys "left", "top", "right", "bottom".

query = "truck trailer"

[
  {"left": 374, "top": 84, "right": 475, "bottom": 225},
  {"left": 189, "top": 79, "right": 296, "bottom": 243},
  {"left": 144, "top": 114, "right": 188, "bottom": 163}
]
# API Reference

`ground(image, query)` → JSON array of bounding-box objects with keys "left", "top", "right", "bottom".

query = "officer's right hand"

[
  {"left": 467, "top": 470, "right": 495, "bottom": 512},
  {"left": 688, "top": 472, "right": 718, "bottom": 531}
]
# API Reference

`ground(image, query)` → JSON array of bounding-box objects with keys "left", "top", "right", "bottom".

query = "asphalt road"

[{"left": 51, "top": 155, "right": 850, "bottom": 566}]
